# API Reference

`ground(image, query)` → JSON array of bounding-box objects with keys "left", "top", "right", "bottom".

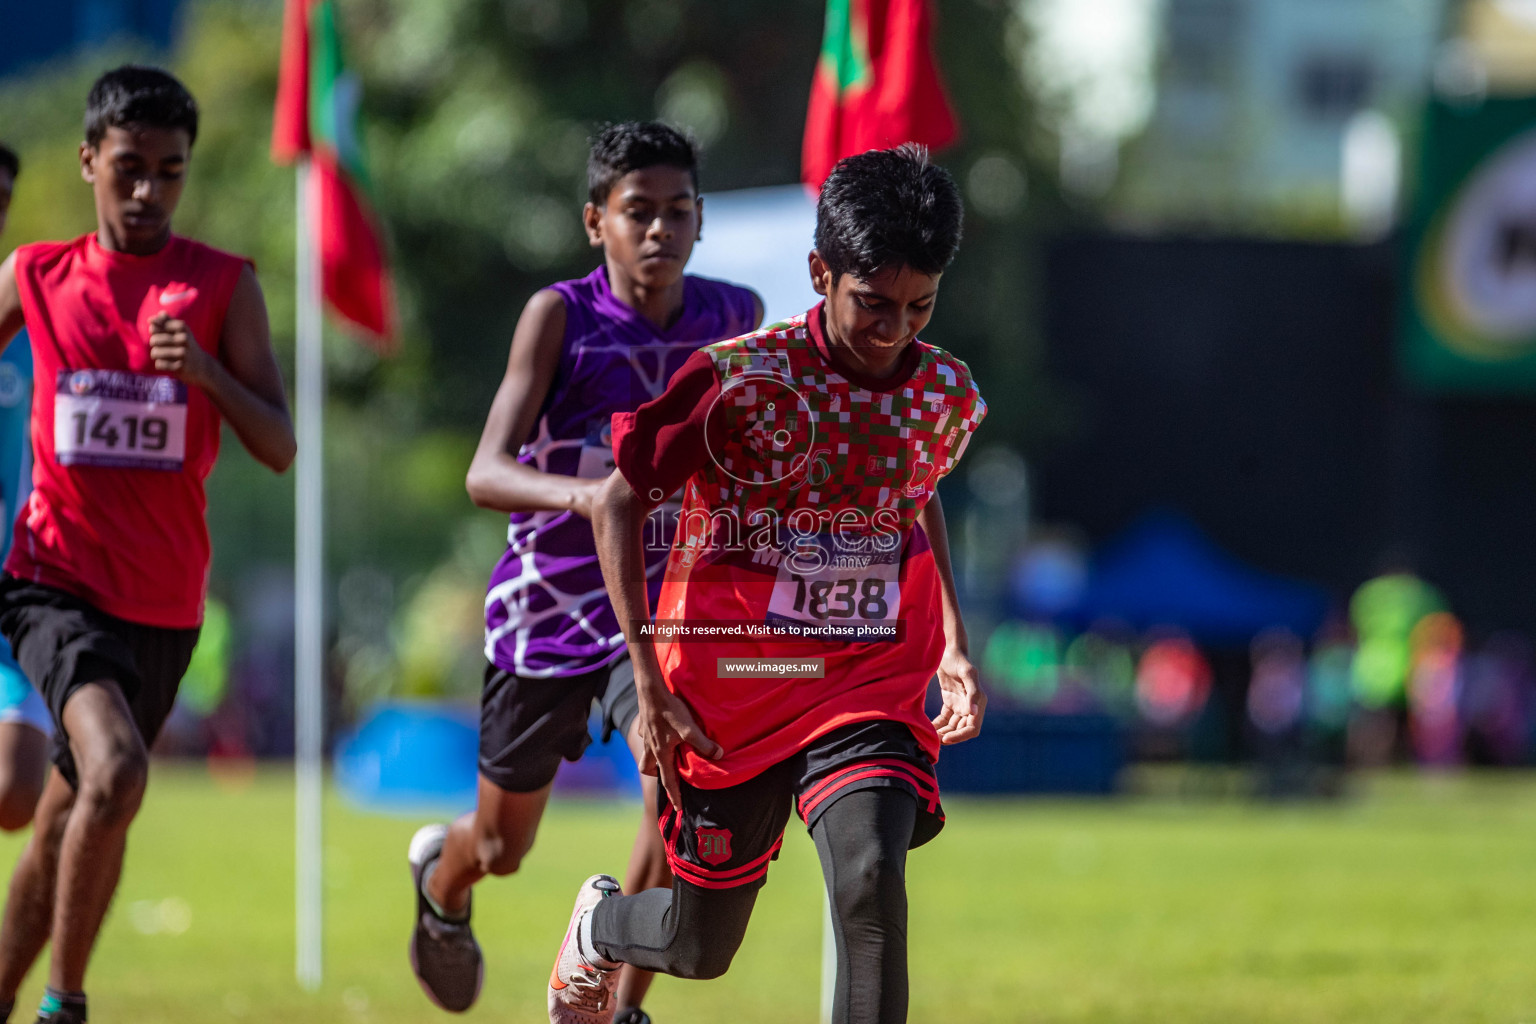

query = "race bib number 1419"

[{"left": 54, "top": 370, "right": 188, "bottom": 471}]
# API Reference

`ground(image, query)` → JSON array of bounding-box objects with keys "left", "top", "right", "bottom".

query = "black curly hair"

[{"left": 815, "top": 143, "right": 963, "bottom": 280}]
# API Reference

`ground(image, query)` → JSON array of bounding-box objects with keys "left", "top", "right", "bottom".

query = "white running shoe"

[{"left": 547, "top": 874, "right": 623, "bottom": 1024}]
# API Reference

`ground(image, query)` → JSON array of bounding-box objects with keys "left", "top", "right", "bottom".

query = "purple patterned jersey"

[{"left": 484, "top": 265, "right": 759, "bottom": 677}]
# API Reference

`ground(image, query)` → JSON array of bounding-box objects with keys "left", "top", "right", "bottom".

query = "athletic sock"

[
  {"left": 36, "top": 988, "right": 85, "bottom": 1021},
  {"left": 419, "top": 858, "right": 469, "bottom": 924},
  {"left": 578, "top": 903, "right": 619, "bottom": 970}
]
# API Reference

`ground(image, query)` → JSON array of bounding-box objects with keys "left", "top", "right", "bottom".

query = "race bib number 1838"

[
  {"left": 54, "top": 370, "right": 188, "bottom": 471},
  {"left": 765, "top": 532, "right": 902, "bottom": 642}
]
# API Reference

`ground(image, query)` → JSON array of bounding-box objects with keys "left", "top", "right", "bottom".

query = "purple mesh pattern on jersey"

[{"left": 484, "top": 266, "right": 758, "bottom": 677}]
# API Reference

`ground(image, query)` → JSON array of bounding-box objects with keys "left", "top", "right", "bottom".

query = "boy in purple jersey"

[{"left": 407, "top": 122, "right": 761, "bottom": 1020}]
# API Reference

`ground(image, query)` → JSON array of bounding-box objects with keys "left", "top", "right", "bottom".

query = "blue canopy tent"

[{"left": 1071, "top": 512, "right": 1330, "bottom": 645}]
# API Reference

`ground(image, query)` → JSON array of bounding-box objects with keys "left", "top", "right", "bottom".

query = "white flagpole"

[{"left": 294, "top": 155, "right": 326, "bottom": 991}]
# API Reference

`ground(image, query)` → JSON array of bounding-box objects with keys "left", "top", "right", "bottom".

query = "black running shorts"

[
  {"left": 0, "top": 575, "right": 200, "bottom": 790},
  {"left": 478, "top": 656, "right": 641, "bottom": 793},
  {"left": 658, "top": 720, "right": 944, "bottom": 891}
]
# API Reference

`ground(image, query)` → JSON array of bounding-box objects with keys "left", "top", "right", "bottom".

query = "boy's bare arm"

[
  {"left": 593, "top": 469, "right": 720, "bottom": 809},
  {"left": 151, "top": 265, "right": 295, "bottom": 472},
  {"left": 0, "top": 255, "right": 23, "bottom": 352},
  {"left": 466, "top": 289, "right": 607, "bottom": 518},
  {"left": 917, "top": 493, "right": 986, "bottom": 743}
]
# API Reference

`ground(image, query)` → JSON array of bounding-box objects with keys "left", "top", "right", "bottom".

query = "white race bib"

[
  {"left": 54, "top": 370, "right": 188, "bottom": 471},
  {"left": 765, "top": 532, "right": 902, "bottom": 642},
  {"left": 575, "top": 443, "right": 616, "bottom": 480},
  {"left": 575, "top": 416, "right": 616, "bottom": 480}
]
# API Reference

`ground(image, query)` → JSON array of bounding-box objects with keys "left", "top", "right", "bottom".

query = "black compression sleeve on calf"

[
  {"left": 590, "top": 877, "right": 758, "bottom": 981},
  {"left": 812, "top": 787, "right": 918, "bottom": 1024}
]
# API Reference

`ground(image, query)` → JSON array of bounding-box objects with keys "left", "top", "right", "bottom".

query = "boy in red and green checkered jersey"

[{"left": 548, "top": 145, "right": 987, "bottom": 1024}]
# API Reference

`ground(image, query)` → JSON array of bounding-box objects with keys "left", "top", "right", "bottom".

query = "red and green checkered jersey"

[{"left": 611, "top": 303, "right": 986, "bottom": 787}]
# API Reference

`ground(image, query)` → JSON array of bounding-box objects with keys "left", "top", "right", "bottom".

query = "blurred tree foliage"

[{"left": 0, "top": 0, "right": 1068, "bottom": 703}]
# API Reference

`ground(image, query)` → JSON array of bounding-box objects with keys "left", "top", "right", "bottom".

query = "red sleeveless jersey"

[{"left": 8, "top": 234, "right": 249, "bottom": 628}]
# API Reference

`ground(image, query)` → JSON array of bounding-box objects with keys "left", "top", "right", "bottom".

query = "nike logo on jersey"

[{"left": 159, "top": 287, "right": 198, "bottom": 307}]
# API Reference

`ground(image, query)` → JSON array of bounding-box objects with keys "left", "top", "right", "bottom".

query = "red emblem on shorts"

[{"left": 696, "top": 827, "right": 733, "bottom": 866}]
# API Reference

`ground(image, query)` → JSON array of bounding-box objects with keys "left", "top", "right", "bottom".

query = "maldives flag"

[
  {"left": 801, "top": 0, "right": 959, "bottom": 191},
  {"left": 271, "top": 0, "right": 395, "bottom": 349}
]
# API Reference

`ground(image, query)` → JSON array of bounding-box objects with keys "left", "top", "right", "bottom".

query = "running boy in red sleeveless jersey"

[
  {"left": 0, "top": 66, "right": 294, "bottom": 1024},
  {"left": 546, "top": 146, "right": 986, "bottom": 1024}
]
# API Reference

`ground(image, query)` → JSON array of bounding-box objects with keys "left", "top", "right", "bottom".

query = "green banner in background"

[{"left": 1402, "top": 96, "right": 1536, "bottom": 392}]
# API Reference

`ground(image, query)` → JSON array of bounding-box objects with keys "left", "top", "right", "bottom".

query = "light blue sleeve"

[
  {"left": 0, "top": 331, "right": 43, "bottom": 728},
  {"left": 0, "top": 329, "right": 32, "bottom": 567}
]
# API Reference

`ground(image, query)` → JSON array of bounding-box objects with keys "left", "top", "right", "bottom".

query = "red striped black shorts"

[{"left": 657, "top": 720, "right": 944, "bottom": 891}]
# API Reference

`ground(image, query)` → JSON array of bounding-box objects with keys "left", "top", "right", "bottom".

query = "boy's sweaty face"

[
  {"left": 810, "top": 252, "right": 941, "bottom": 379},
  {"left": 584, "top": 166, "right": 702, "bottom": 291},
  {"left": 81, "top": 125, "right": 191, "bottom": 254}
]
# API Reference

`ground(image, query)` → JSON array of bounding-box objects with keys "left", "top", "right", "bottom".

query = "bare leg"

[
  {"left": 0, "top": 723, "right": 49, "bottom": 832},
  {"left": 426, "top": 773, "right": 552, "bottom": 916},
  {"left": 0, "top": 773, "right": 73, "bottom": 1003},
  {"left": 49, "top": 682, "right": 148, "bottom": 992},
  {"left": 615, "top": 720, "right": 671, "bottom": 1013}
]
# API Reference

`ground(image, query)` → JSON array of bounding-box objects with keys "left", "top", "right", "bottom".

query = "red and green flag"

[
  {"left": 801, "top": 0, "right": 959, "bottom": 191},
  {"left": 272, "top": 0, "right": 395, "bottom": 349}
]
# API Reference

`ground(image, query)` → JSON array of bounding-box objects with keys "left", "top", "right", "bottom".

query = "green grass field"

[{"left": 3, "top": 767, "right": 1534, "bottom": 1023}]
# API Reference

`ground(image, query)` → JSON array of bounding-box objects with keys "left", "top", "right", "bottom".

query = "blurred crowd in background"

[{"left": 984, "top": 554, "right": 1534, "bottom": 777}]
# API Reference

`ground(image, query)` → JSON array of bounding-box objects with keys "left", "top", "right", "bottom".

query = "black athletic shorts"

[
  {"left": 0, "top": 575, "right": 200, "bottom": 790},
  {"left": 478, "top": 656, "right": 641, "bottom": 793},
  {"left": 658, "top": 720, "right": 944, "bottom": 891}
]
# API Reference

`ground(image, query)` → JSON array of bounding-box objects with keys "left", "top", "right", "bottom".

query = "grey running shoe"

[
  {"left": 548, "top": 874, "right": 623, "bottom": 1024},
  {"left": 408, "top": 823, "right": 484, "bottom": 1012}
]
